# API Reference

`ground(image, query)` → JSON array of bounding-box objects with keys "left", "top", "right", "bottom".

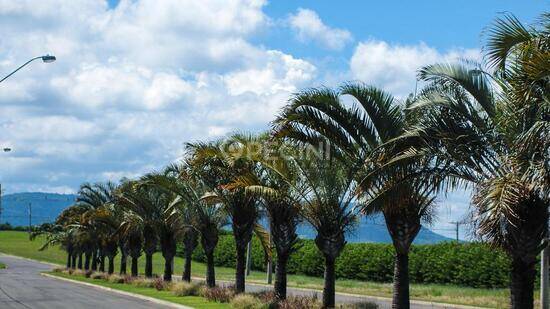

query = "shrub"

[
  {"left": 171, "top": 281, "right": 203, "bottom": 297},
  {"left": 152, "top": 277, "right": 169, "bottom": 291},
  {"left": 84, "top": 270, "right": 93, "bottom": 278},
  {"left": 230, "top": 294, "right": 266, "bottom": 309},
  {"left": 107, "top": 274, "right": 125, "bottom": 284},
  {"left": 52, "top": 267, "right": 65, "bottom": 273},
  {"left": 202, "top": 286, "right": 235, "bottom": 303},
  {"left": 132, "top": 278, "right": 155, "bottom": 288},
  {"left": 277, "top": 295, "right": 320, "bottom": 309},
  {"left": 90, "top": 272, "right": 106, "bottom": 280}
]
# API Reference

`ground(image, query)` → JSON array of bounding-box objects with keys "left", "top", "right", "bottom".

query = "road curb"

[{"left": 41, "top": 273, "right": 193, "bottom": 309}]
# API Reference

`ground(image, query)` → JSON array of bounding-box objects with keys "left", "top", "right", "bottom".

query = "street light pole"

[{"left": 0, "top": 55, "right": 56, "bottom": 84}]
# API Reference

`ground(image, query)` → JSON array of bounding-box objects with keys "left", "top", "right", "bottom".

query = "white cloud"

[
  {"left": 0, "top": 0, "right": 317, "bottom": 194},
  {"left": 288, "top": 8, "right": 352, "bottom": 51},
  {"left": 350, "top": 40, "right": 480, "bottom": 97}
]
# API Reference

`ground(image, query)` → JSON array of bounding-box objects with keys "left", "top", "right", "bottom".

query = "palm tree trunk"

[
  {"left": 274, "top": 253, "right": 289, "bottom": 300},
  {"left": 91, "top": 249, "right": 98, "bottom": 271},
  {"left": 163, "top": 256, "right": 173, "bottom": 281},
  {"left": 205, "top": 251, "right": 216, "bottom": 288},
  {"left": 235, "top": 242, "right": 247, "bottom": 293},
  {"left": 71, "top": 254, "right": 77, "bottom": 269},
  {"left": 107, "top": 256, "right": 115, "bottom": 274},
  {"left": 510, "top": 257, "right": 536, "bottom": 309},
  {"left": 145, "top": 253, "right": 153, "bottom": 277},
  {"left": 322, "top": 256, "right": 336, "bottom": 308},
  {"left": 99, "top": 255, "right": 106, "bottom": 272},
  {"left": 120, "top": 253, "right": 127, "bottom": 275},
  {"left": 183, "top": 250, "right": 193, "bottom": 282},
  {"left": 392, "top": 253, "right": 410, "bottom": 309},
  {"left": 84, "top": 251, "right": 91, "bottom": 270},
  {"left": 131, "top": 257, "right": 138, "bottom": 277},
  {"left": 66, "top": 251, "right": 71, "bottom": 268},
  {"left": 77, "top": 253, "right": 83, "bottom": 269}
]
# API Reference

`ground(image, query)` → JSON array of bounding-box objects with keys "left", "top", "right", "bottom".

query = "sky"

[{"left": 0, "top": 0, "right": 547, "bottom": 239}]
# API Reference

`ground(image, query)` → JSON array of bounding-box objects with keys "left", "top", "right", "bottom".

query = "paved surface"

[{"left": 0, "top": 255, "right": 171, "bottom": 309}]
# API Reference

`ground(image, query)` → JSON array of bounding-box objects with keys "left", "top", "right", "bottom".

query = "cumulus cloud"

[
  {"left": 0, "top": 0, "right": 316, "bottom": 193},
  {"left": 288, "top": 8, "right": 353, "bottom": 50},
  {"left": 350, "top": 40, "right": 479, "bottom": 97}
]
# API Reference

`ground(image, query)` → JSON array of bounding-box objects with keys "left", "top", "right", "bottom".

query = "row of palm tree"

[{"left": 34, "top": 13, "right": 547, "bottom": 309}]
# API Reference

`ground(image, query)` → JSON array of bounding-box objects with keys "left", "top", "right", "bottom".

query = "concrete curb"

[{"left": 41, "top": 273, "right": 193, "bottom": 309}]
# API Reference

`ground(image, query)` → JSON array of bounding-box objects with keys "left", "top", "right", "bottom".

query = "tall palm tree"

[
  {"left": 186, "top": 138, "right": 261, "bottom": 293},
  {"left": 115, "top": 181, "right": 160, "bottom": 278},
  {"left": 137, "top": 173, "right": 183, "bottom": 282},
  {"left": 275, "top": 85, "right": 438, "bottom": 308},
  {"left": 226, "top": 134, "right": 302, "bottom": 300},
  {"left": 255, "top": 127, "right": 357, "bottom": 307},
  {"left": 400, "top": 13, "right": 549, "bottom": 309},
  {"left": 77, "top": 182, "right": 119, "bottom": 274}
]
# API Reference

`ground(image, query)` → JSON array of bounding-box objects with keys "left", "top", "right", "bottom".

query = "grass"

[
  {"left": 48, "top": 271, "right": 230, "bottom": 309},
  {"left": 0, "top": 230, "right": 518, "bottom": 308}
]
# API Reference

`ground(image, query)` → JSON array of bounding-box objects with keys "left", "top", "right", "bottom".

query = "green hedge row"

[{"left": 178, "top": 235, "right": 519, "bottom": 288}]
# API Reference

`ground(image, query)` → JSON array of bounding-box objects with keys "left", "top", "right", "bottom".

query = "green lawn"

[
  {"left": 47, "top": 272, "right": 230, "bottom": 309},
  {"left": 0, "top": 230, "right": 516, "bottom": 308}
]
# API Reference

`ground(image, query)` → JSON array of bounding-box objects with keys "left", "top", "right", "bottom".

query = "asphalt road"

[{"left": 0, "top": 255, "right": 172, "bottom": 309}]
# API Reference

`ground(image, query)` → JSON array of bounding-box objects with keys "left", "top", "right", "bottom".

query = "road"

[
  {"left": 0, "top": 255, "right": 172, "bottom": 309},
  {"left": 0, "top": 254, "right": 477, "bottom": 309}
]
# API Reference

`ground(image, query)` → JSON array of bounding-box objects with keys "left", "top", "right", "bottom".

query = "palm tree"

[
  {"left": 142, "top": 164, "right": 205, "bottom": 282},
  {"left": 186, "top": 138, "right": 261, "bottom": 293},
  {"left": 175, "top": 158, "right": 229, "bottom": 287},
  {"left": 401, "top": 14, "right": 549, "bottom": 309},
  {"left": 226, "top": 134, "right": 302, "bottom": 300},
  {"left": 77, "top": 182, "right": 119, "bottom": 274},
  {"left": 275, "top": 85, "right": 439, "bottom": 308},
  {"left": 136, "top": 173, "right": 183, "bottom": 282},
  {"left": 115, "top": 181, "right": 160, "bottom": 278}
]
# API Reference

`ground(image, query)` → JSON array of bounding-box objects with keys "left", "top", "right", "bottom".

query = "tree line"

[{"left": 33, "top": 13, "right": 548, "bottom": 309}]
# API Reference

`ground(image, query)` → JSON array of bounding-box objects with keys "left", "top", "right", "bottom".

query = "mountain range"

[{"left": 0, "top": 192, "right": 452, "bottom": 244}]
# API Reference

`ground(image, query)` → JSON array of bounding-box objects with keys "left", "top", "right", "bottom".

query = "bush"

[
  {"left": 202, "top": 286, "right": 235, "bottom": 303},
  {"left": 337, "top": 302, "right": 378, "bottom": 309},
  {"left": 90, "top": 272, "right": 106, "bottom": 280},
  {"left": 277, "top": 295, "right": 320, "bottom": 309},
  {"left": 107, "top": 274, "right": 125, "bottom": 284},
  {"left": 132, "top": 278, "right": 155, "bottom": 288},
  {"left": 230, "top": 294, "right": 266, "bottom": 309},
  {"left": 187, "top": 233, "right": 513, "bottom": 288},
  {"left": 171, "top": 281, "right": 203, "bottom": 297},
  {"left": 152, "top": 277, "right": 169, "bottom": 291}
]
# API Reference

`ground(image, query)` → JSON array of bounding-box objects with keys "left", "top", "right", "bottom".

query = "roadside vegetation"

[
  {"left": 1, "top": 12, "right": 547, "bottom": 309},
  {"left": 0, "top": 262, "right": 5, "bottom": 269}
]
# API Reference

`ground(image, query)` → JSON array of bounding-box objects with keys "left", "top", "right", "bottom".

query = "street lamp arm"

[{"left": 0, "top": 55, "right": 56, "bottom": 84}]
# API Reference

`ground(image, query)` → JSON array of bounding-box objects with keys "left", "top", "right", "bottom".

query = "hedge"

[{"left": 178, "top": 234, "right": 527, "bottom": 288}]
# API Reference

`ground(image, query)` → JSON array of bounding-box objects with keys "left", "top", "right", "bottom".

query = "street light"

[{"left": 0, "top": 55, "right": 56, "bottom": 84}]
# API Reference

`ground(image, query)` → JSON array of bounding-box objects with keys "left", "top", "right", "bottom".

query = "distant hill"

[
  {"left": 1, "top": 192, "right": 452, "bottom": 244},
  {"left": 1, "top": 192, "right": 77, "bottom": 227}
]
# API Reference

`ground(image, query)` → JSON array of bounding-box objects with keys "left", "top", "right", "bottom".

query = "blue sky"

[{"left": 0, "top": 0, "right": 547, "bottom": 238}]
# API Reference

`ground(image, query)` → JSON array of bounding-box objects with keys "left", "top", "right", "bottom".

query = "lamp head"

[{"left": 41, "top": 55, "right": 56, "bottom": 63}]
